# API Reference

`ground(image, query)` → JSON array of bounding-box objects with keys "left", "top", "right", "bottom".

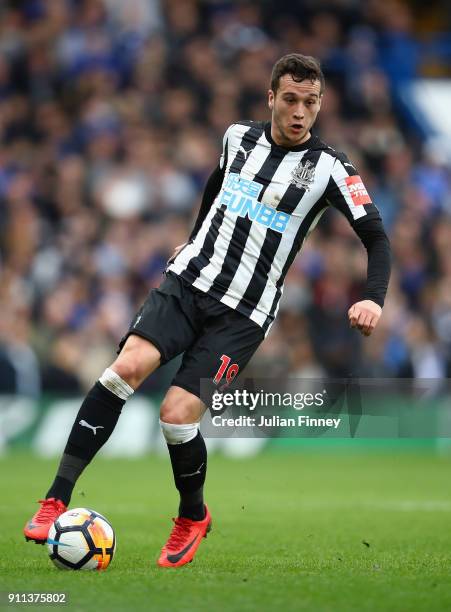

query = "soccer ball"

[{"left": 47, "top": 508, "right": 116, "bottom": 570}]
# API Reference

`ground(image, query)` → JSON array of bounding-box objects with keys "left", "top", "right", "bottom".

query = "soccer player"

[{"left": 24, "top": 54, "right": 390, "bottom": 567}]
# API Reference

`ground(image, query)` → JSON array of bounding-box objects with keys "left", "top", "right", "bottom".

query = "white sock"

[
  {"left": 160, "top": 420, "right": 199, "bottom": 445},
  {"left": 99, "top": 368, "right": 134, "bottom": 400}
]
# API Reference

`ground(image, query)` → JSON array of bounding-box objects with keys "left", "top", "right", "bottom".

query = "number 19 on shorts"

[{"left": 213, "top": 355, "right": 239, "bottom": 388}]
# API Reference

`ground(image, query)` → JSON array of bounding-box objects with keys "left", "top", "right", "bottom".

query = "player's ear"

[{"left": 268, "top": 89, "right": 274, "bottom": 110}]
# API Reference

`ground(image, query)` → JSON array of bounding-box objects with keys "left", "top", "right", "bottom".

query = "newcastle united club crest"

[{"left": 290, "top": 159, "right": 315, "bottom": 191}]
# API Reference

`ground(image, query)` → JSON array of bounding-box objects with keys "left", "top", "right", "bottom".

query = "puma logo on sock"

[
  {"left": 79, "top": 420, "right": 104, "bottom": 435},
  {"left": 179, "top": 463, "right": 205, "bottom": 478}
]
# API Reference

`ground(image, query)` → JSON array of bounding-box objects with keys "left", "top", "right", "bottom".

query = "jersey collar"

[{"left": 264, "top": 122, "right": 319, "bottom": 151}]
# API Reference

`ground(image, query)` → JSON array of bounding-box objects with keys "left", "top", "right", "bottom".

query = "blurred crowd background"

[{"left": 1, "top": 0, "right": 451, "bottom": 397}]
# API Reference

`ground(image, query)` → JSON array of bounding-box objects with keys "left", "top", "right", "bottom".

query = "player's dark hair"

[{"left": 270, "top": 54, "right": 325, "bottom": 95}]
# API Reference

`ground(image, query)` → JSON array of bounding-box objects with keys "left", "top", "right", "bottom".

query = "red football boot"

[
  {"left": 24, "top": 498, "right": 67, "bottom": 544},
  {"left": 157, "top": 505, "right": 212, "bottom": 568}
]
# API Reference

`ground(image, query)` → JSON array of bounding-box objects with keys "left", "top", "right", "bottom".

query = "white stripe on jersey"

[
  {"left": 223, "top": 123, "right": 251, "bottom": 173},
  {"left": 169, "top": 195, "right": 220, "bottom": 276},
  {"left": 170, "top": 123, "right": 251, "bottom": 279},
  {"left": 220, "top": 149, "right": 308, "bottom": 313},
  {"left": 191, "top": 130, "right": 270, "bottom": 293},
  {"left": 268, "top": 203, "right": 330, "bottom": 332},
  {"left": 249, "top": 150, "right": 333, "bottom": 328}
]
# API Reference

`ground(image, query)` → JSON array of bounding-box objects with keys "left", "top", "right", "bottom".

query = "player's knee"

[
  {"left": 109, "top": 358, "right": 141, "bottom": 389},
  {"left": 160, "top": 392, "right": 203, "bottom": 424},
  {"left": 110, "top": 335, "right": 161, "bottom": 389},
  {"left": 160, "top": 385, "right": 204, "bottom": 424},
  {"left": 111, "top": 351, "right": 155, "bottom": 389},
  {"left": 159, "top": 399, "right": 195, "bottom": 425}
]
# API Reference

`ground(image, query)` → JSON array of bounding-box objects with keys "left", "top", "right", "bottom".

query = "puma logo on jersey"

[
  {"left": 79, "top": 420, "right": 104, "bottom": 435},
  {"left": 238, "top": 146, "right": 251, "bottom": 161}
]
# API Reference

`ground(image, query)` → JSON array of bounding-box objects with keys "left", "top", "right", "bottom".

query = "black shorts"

[{"left": 118, "top": 272, "right": 265, "bottom": 400}]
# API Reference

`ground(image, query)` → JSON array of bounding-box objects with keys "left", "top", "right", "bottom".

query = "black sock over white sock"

[
  {"left": 46, "top": 382, "right": 125, "bottom": 505},
  {"left": 167, "top": 431, "right": 207, "bottom": 521}
]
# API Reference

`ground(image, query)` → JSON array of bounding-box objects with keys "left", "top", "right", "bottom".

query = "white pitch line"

[{"left": 296, "top": 500, "right": 451, "bottom": 512}]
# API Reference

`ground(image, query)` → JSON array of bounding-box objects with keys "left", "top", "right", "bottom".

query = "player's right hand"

[{"left": 167, "top": 243, "right": 188, "bottom": 265}]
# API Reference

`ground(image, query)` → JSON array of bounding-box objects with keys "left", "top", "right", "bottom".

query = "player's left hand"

[{"left": 348, "top": 300, "right": 382, "bottom": 337}]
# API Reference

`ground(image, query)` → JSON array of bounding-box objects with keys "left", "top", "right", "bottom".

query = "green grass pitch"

[{"left": 1, "top": 448, "right": 451, "bottom": 611}]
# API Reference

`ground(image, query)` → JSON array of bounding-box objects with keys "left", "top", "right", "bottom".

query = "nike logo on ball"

[{"left": 46, "top": 537, "right": 72, "bottom": 547}]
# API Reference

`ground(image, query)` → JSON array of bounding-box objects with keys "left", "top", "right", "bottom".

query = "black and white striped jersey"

[{"left": 168, "top": 120, "right": 381, "bottom": 335}]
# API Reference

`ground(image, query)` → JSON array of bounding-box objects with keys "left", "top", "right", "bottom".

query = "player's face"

[{"left": 268, "top": 75, "right": 322, "bottom": 147}]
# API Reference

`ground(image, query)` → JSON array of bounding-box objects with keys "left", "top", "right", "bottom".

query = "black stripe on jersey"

[
  {"left": 180, "top": 125, "right": 259, "bottom": 286},
  {"left": 233, "top": 121, "right": 262, "bottom": 166},
  {"left": 262, "top": 196, "right": 328, "bottom": 333},
  {"left": 229, "top": 123, "right": 265, "bottom": 174},
  {"left": 238, "top": 149, "right": 325, "bottom": 317},
  {"left": 181, "top": 206, "right": 226, "bottom": 285},
  {"left": 209, "top": 140, "right": 287, "bottom": 301}
]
